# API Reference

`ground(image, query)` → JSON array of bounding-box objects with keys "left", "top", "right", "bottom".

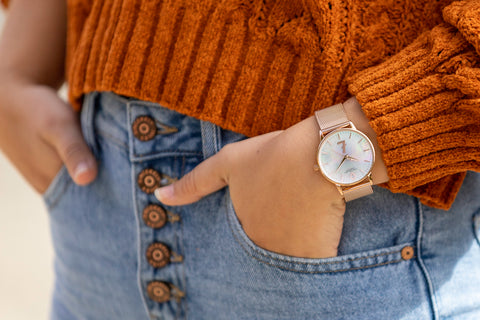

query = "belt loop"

[
  {"left": 80, "top": 92, "right": 99, "bottom": 157},
  {"left": 200, "top": 120, "right": 222, "bottom": 160}
]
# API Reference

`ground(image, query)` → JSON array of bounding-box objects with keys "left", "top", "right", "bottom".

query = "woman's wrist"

[
  {"left": 284, "top": 96, "right": 389, "bottom": 186},
  {"left": 342, "top": 96, "right": 389, "bottom": 185}
]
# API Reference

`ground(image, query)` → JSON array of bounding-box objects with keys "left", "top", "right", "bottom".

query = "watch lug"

[
  {"left": 367, "top": 172, "right": 373, "bottom": 185},
  {"left": 336, "top": 185, "right": 345, "bottom": 197},
  {"left": 319, "top": 130, "right": 325, "bottom": 140}
]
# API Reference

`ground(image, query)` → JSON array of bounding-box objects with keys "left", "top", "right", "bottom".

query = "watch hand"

[
  {"left": 336, "top": 156, "right": 347, "bottom": 172},
  {"left": 345, "top": 155, "right": 359, "bottom": 161}
]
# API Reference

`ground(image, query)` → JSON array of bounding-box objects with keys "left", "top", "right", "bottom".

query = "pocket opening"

[{"left": 224, "top": 186, "right": 415, "bottom": 274}]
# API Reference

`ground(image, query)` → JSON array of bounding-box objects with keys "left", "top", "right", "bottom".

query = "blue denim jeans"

[{"left": 43, "top": 91, "right": 480, "bottom": 320}]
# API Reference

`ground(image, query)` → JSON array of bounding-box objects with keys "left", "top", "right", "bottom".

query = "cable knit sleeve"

[{"left": 346, "top": 0, "right": 480, "bottom": 210}]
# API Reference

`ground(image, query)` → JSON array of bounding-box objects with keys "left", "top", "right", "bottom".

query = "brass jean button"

[
  {"left": 143, "top": 204, "right": 168, "bottom": 229},
  {"left": 147, "top": 281, "right": 170, "bottom": 303},
  {"left": 138, "top": 168, "right": 162, "bottom": 194},
  {"left": 146, "top": 243, "right": 171, "bottom": 268},
  {"left": 401, "top": 246, "right": 415, "bottom": 260},
  {"left": 132, "top": 116, "right": 156, "bottom": 141}
]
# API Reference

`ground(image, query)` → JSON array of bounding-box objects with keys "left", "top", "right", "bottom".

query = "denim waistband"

[{"left": 81, "top": 91, "right": 248, "bottom": 163}]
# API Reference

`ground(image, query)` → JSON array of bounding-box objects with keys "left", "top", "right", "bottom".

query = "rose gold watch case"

[{"left": 315, "top": 126, "right": 376, "bottom": 187}]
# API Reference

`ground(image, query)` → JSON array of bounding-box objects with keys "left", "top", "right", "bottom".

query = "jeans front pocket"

[
  {"left": 225, "top": 186, "right": 417, "bottom": 274},
  {"left": 182, "top": 186, "right": 434, "bottom": 320},
  {"left": 42, "top": 165, "right": 71, "bottom": 209}
]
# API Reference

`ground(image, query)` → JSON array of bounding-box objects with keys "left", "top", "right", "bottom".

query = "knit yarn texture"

[{"left": 64, "top": 0, "right": 480, "bottom": 209}]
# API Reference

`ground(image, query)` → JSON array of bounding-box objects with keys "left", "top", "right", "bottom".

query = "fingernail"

[
  {"left": 155, "top": 185, "right": 173, "bottom": 201},
  {"left": 74, "top": 162, "right": 90, "bottom": 180}
]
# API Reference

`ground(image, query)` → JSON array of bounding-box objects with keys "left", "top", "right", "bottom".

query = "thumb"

[
  {"left": 50, "top": 120, "right": 98, "bottom": 186},
  {"left": 155, "top": 147, "right": 230, "bottom": 206}
]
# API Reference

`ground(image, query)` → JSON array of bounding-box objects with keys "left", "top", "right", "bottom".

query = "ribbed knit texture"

[{"left": 4, "top": 0, "right": 478, "bottom": 209}]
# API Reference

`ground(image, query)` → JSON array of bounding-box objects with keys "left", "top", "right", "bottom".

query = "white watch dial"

[{"left": 317, "top": 128, "right": 374, "bottom": 185}]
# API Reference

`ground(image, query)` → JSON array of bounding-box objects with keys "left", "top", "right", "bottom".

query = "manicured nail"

[
  {"left": 74, "top": 162, "right": 90, "bottom": 181},
  {"left": 155, "top": 185, "right": 174, "bottom": 201}
]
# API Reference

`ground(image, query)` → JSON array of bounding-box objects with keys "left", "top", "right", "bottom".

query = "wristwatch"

[{"left": 314, "top": 103, "right": 375, "bottom": 201}]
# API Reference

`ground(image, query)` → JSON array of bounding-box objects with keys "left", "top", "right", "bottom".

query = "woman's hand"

[
  {"left": 155, "top": 97, "right": 388, "bottom": 259},
  {"left": 158, "top": 120, "right": 345, "bottom": 258},
  {"left": 0, "top": 80, "right": 97, "bottom": 194},
  {"left": 0, "top": 0, "right": 97, "bottom": 194}
]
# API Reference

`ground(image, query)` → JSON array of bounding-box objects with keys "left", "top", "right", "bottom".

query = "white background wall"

[{"left": 0, "top": 10, "right": 54, "bottom": 320}]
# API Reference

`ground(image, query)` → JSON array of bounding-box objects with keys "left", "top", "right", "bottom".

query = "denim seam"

[
  {"left": 134, "top": 150, "right": 204, "bottom": 157},
  {"left": 225, "top": 194, "right": 412, "bottom": 273},
  {"left": 179, "top": 221, "right": 188, "bottom": 320},
  {"left": 416, "top": 200, "right": 439, "bottom": 320},
  {"left": 228, "top": 214, "right": 410, "bottom": 273},
  {"left": 473, "top": 209, "right": 480, "bottom": 247},
  {"left": 246, "top": 255, "right": 407, "bottom": 274},
  {"left": 176, "top": 201, "right": 187, "bottom": 320},
  {"left": 81, "top": 92, "right": 99, "bottom": 157},
  {"left": 131, "top": 152, "right": 203, "bottom": 163},
  {"left": 214, "top": 124, "right": 220, "bottom": 152},
  {"left": 96, "top": 128, "right": 129, "bottom": 150},
  {"left": 43, "top": 167, "right": 72, "bottom": 208},
  {"left": 226, "top": 189, "right": 412, "bottom": 266},
  {"left": 128, "top": 127, "right": 151, "bottom": 318}
]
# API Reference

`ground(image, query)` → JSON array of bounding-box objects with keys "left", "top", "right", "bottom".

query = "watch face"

[{"left": 317, "top": 128, "right": 375, "bottom": 185}]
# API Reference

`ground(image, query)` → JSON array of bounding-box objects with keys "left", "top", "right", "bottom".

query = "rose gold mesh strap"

[
  {"left": 342, "top": 181, "right": 373, "bottom": 202},
  {"left": 314, "top": 103, "right": 349, "bottom": 134}
]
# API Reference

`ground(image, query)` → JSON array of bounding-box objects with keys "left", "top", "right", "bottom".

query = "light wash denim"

[{"left": 43, "top": 91, "right": 480, "bottom": 320}]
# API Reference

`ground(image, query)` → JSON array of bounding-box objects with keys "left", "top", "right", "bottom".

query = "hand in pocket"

[
  {"left": 0, "top": 83, "right": 97, "bottom": 194},
  {"left": 155, "top": 117, "right": 346, "bottom": 259}
]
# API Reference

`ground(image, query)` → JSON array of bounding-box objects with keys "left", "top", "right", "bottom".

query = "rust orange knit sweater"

[{"left": 9, "top": 0, "right": 480, "bottom": 209}]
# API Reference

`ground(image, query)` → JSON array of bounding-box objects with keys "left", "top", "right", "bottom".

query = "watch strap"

[
  {"left": 314, "top": 103, "right": 350, "bottom": 134},
  {"left": 341, "top": 180, "right": 373, "bottom": 202}
]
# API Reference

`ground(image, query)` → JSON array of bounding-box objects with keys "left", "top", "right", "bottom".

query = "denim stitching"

[
  {"left": 176, "top": 158, "right": 188, "bottom": 320},
  {"left": 134, "top": 150, "right": 203, "bottom": 157},
  {"left": 96, "top": 128, "right": 129, "bottom": 150},
  {"left": 246, "top": 254, "right": 408, "bottom": 274},
  {"left": 225, "top": 192, "right": 411, "bottom": 272},
  {"left": 44, "top": 168, "right": 72, "bottom": 208},
  {"left": 126, "top": 101, "right": 136, "bottom": 163},
  {"left": 227, "top": 204, "right": 409, "bottom": 273},
  {"left": 416, "top": 200, "right": 440, "bottom": 320},
  {"left": 130, "top": 162, "right": 151, "bottom": 318},
  {"left": 81, "top": 92, "right": 99, "bottom": 157}
]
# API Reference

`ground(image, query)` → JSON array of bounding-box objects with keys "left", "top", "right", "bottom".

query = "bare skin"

[
  {"left": 0, "top": 0, "right": 97, "bottom": 193},
  {"left": 0, "top": 0, "right": 389, "bottom": 259},
  {"left": 156, "top": 97, "right": 389, "bottom": 258}
]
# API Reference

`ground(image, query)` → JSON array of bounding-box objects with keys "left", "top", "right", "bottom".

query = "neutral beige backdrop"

[{"left": 0, "top": 10, "right": 54, "bottom": 320}]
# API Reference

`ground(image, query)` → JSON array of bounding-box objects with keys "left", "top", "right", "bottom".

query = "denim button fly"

[
  {"left": 147, "top": 281, "right": 171, "bottom": 303},
  {"left": 138, "top": 168, "right": 161, "bottom": 194},
  {"left": 132, "top": 115, "right": 157, "bottom": 141},
  {"left": 142, "top": 204, "right": 168, "bottom": 229},
  {"left": 146, "top": 243, "right": 171, "bottom": 268}
]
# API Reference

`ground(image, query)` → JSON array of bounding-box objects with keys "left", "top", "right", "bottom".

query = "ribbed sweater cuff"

[{"left": 348, "top": 21, "right": 480, "bottom": 210}]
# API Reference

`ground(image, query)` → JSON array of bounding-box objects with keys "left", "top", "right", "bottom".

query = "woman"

[{"left": 0, "top": 0, "right": 479, "bottom": 319}]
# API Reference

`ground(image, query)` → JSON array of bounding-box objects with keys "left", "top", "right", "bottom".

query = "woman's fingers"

[
  {"left": 155, "top": 130, "right": 283, "bottom": 206},
  {"left": 39, "top": 96, "right": 98, "bottom": 186},
  {"left": 154, "top": 147, "right": 230, "bottom": 205},
  {"left": 51, "top": 119, "right": 98, "bottom": 185}
]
